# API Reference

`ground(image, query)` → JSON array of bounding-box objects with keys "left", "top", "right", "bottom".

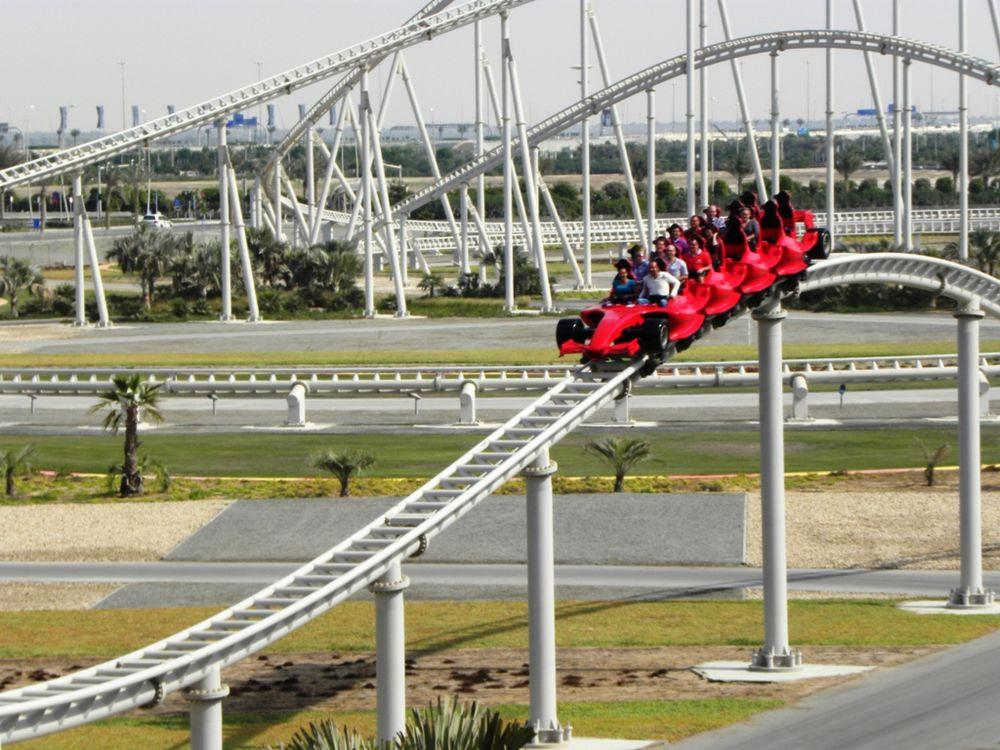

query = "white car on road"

[{"left": 142, "top": 212, "right": 172, "bottom": 229}]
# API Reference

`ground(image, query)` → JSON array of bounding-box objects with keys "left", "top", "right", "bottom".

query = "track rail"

[{"left": 0, "top": 358, "right": 640, "bottom": 742}]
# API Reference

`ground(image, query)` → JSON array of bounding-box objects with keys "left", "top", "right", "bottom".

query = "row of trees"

[{"left": 106, "top": 226, "right": 363, "bottom": 315}]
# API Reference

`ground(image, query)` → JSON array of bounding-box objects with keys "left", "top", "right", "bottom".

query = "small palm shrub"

[
  {"left": 585, "top": 437, "right": 653, "bottom": 492},
  {"left": 312, "top": 450, "right": 376, "bottom": 497}
]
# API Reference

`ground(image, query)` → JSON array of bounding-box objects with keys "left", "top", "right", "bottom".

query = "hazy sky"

[{"left": 3, "top": 0, "right": 999, "bottom": 136}]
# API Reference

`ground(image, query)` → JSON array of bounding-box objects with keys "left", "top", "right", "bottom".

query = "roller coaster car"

[{"left": 556, "top": 214, "right": 830, "bottom": 369}]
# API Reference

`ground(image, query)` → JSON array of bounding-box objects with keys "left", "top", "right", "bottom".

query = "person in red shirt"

[{"left": 681, "top": 234, "right": 713, "bottom": 280}]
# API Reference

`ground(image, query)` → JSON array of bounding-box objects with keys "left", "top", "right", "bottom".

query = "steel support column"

[
  {"left": 501, "top": 11, "right": 515, "bottom": 312},
  {"left": 949, "top": 301, "right": 995, "bottom": 607},
  {"left": 360, "top": 69, "right": 376, "bottom": 318},
  {"left": 185, "top": 665, "right": 228, "bottom": 750},
  {"left": 460, "top": 182, "right": 471, "bottom": 275},
  {"left": 580, "top": 0, "right": 592, "bottom": 288},
  {"left": 225, "top": 161, "right": 262, "bottom": 322},
  {"left": 71, "top": 173, "right": 86, "bottom": 326},
  {"left": 82, "top": 214, "right": 110, "bottom": 327},
  {"left": 475, "top": 20, "right": 486, "bottom": 230},
  {"left": 217, "top": 121, "right": 233, "bottom": 320},
  {"left": 825, "top": 0, "right": 836, "bottom": 248},
  {"left": 524, "top": 448, "right": 567, "bottom": 744},
  {"left": 686, "top": 0, "right": 696, "bottom": 216},
  {"left": 370, "top": 560, "right": 409, "bottom": 743},
  {"left": 770, "top": 51, "right": 780, "bottom": 192},
  {"left": 903, "top": 58, "right": 913, "bottom": 251},
  {"left": 647, "top": 89, "right": 657, "bottom": 244},
  {"left": 699, "top": 0, "right": 708, "bottom": 209},
  {"left": 959, "top": 0, "right": 969, "bottom": 261},
  {"left": 751, "top": 304, "right": 802, "bottom": 671},
  {"left": 893, "top": 1, "right": 903, "bottom": 246}
]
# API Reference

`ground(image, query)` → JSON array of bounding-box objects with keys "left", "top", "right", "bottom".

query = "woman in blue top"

[{"left": 607, "top": 259, "right": 637, "bottom": 304}]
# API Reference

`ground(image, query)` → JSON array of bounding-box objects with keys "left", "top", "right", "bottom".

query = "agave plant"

[
  {"left": 397, "top": 697, "right": 535, "bottom": 750},
  {"left": 273, "top": 721, "right": 377, "bottom": 750}
]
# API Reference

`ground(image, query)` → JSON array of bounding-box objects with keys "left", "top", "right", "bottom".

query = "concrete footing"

[
  {"left": 693, "top": 660, "right": 873, "bottom": 683},
  {"left": 899, "top": 599, "right": 1000, "bottom": 615}
]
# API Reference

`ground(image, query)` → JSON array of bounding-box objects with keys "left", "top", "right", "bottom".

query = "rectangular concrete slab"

[{"left": 165, "top": 493, "right": 746, "bottom": 565}]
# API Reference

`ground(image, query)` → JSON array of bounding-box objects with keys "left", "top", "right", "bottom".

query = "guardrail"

[{"left": 2, "top": 352, "right": 995, "bottom": 425}]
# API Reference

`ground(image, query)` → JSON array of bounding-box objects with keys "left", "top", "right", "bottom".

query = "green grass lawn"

[
  {"left": 18, "top": 699, "right": 785, "bottom": 749},
  {"left": 1, "top": 339, "right": 994, "bottom": 369},
  {"left": 2, "top": 426, "right": 998, "bottom": 480},
  {"left": 4, "top": 600, "right": 998, "bottom": 660}
]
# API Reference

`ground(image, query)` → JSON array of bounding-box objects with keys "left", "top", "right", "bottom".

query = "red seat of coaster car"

[
  {"left": 726, "top": 249, "right": 776, "bottom": 294},
  {"left": 687, "top": 268, "right": 743, "bottom": 316},
  {"left": 664, "top": 294, "right": 707, "bottom": 341},
  {"left": 768, "top": 234, "right": 809, "bottom": 277}
]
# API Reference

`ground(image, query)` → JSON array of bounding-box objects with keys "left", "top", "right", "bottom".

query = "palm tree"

[
  {"left": 0, "top": 256, "right": 46, "bottom": 318},
  {"left": 312, "top": 449, "right": 375, "bottom": 497},
  {"left": 419, "top": 271, "right": 446, "bottom": 298},
  {"left": 247, "top": 227, "right": 290, "bottom": 288},
  {"left": 944, "top": 230, "right": 1000, "bottom": 276},
  {"left": 938, "top": 149, "right": 961, "bottom": 186},
  {"left": 585, "top": 437, "right": 653, "bottom": 492},
  {"left": 725, "top": 151, "right": 752, "bottom": 194},
  {"left": 70, "top": 128, "right": 81, "bottom": 146},
  {"left": 89, "top": 374, "right": 164, "bottom": 496},
  {"left": 102, "top": 165, "right": 124, "bottom": 230},
  {"left": 169, "top": 235, "right": 220, "bottom": 299},
  {"left": 0, "top": 445, "right": 35, "bottom": 496},
  {"left": 835, "top": 146, "right": 863, "bottom": 189},
  {"left": 108, "top": 225, "right": 176, "bottom": 310}
]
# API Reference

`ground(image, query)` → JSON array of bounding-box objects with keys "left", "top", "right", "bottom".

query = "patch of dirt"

[
  {"left": 0, "top": 646, "right": 936, "bottom": 716},
  {"left": 0, "top": 583, "right": 117, "bottom": 611}
]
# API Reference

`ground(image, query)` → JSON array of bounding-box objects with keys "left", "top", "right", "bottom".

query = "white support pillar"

[
  {"left": 580, "top": 0, "right": 593, "bottom": 289},
  {"left": 459, "top": 381, "right": 478, "bottom": 425},
  {"left": 949, "top": 301, "right": 994, "bottom": 607},
  {"left": 789, "top": 374, "right": 809, "bottom": 421},
  {"left": 71, "top": 173, "right": 86, "bottom": 326},
  {"left": 893, "top": 1, "right": 903, "bottom": 247},
  {"left": 367, "top": 109, "right": 408, "bottom": 317},
  {"left": 524, "top": 448, "right": 567, "bottom": 745},
  {"left": 825, "top": 0, "right": 836, "bottom": 248},
  {"left": 647, "top": 89, "right": 657, "bottom": 244},
  {"left": 851, "top": 0, "right": 896, "bottom": 198},
  {"left": 751, "top": 304, "right": 802, "bottom": 671},
  {"left": 959, "top": 0, "right": 969, "bottom": 261},
  {"left": 539, "top": 179, "right": 585, "bottom": 288},
  {"left": 903, "top": 58, "right": 913, "bottom": 252},
  {"left": 613, "top": 392, "right": 631, "bottom": 424},
  {"left": 460, "top": 182, "right": 471, "bottom": 275},
  {"left": 370, "top": 560, "right": 409, "bottom": 744},
  {"left": 508, "top": 52, "right": 554, "bottom": 313},
  {"left": 305, "top": 125, "right": 316, "bottom": 234},
  {"left": 399, "top": 215, "right": 410, "bottom": 286},
  {"left": 225, "top": 162, "right": 262, "bottom": 322},
  {"left": 185, "top": 665, "right": 228, "bottom": 750},
  {"left": 770, "top": 51, "right": 780, "bottom": 193},
  {"left": 475, "top": 20, "right": 486, "bottom": 231},
  {"left": 699, "top": 0, "right": 708, "bottom": 210},
  {"left": 990, "top": 0, "right": 1000, "bottom": 56},
  {"left": 272, "top": 163, "right": 283, "bottom": 243},
  {"left": 686, "top": 0, "right": 696, "bottom": 217},
  {"left": 717, "top": 0, "right": 766, "bottom": 201},
  {"left": 218, "top": 120, "right": 233, "bottom": 321},
  {"left": 501, "top": 11, "right": 515, "bottom": 312},
  {"left": 981, "top": 371, "right": 992, "bottom": 418},
  {"left": 360, "top": 68, "right": 376, "bottom": 318},
  {"left": 82, "top": 214, "right": 110, "bottom": 327},
  {"left": 286, "top": 382, "right": 307, "bottom": 427}
]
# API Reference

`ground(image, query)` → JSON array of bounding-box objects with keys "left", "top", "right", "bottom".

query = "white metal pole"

[
  {"left": 460, "top": 182, "right": 471, "bottom": 275},
  {"left": 226, "top": 162, "right": 261, "bottom": 322},
  {"left": 989, "top": 0, "right": 1000, "bottom": 56},
  {"left": 587, "top": 12, "right": 649, "bottom": 248},
  {"left": 305, "top": 125, "right": 316, "bottom": 236},
  {"left": 186, "top": 665, "right": 228, "bottom": 750},
  {"left": 508, "top": 53, "right": 554, "bottom": 312},
  {"left": 699, "top": 0, "right": 708, "bottom": 210},
  {"left": 371, "top": 560, "right": 409, "bottom": 743},
  {"left": 475, "top": 21, "right": 486, "bottom": 224},
  {"left": 770, "top": 51, "right": 780, "bottom": 193},
  {"left": 361, "top": 68, "right": 375, "bottom": 318},
  {"left": 686, "top": 0, "right": 696, "bottom": 216},
  {"left": 903, "top": 58, "right": 913, "bottom": 251},
  {"left": 717, "top": 0, "right": 766, "bottom": 201},
  {"left": 72, "top": 173, "right": 86, "bottom": 326},
  {"left": 893, "top": 1, "right": 903, "bottom": 246},
  {"left": 647, "top": 89, "right": 657, "bottom": 243},
  {"left": 501, "top": 11, "right": 515, "bottom": 312},
  {"left": 825, "top": 0, "right": 836, "bottom": 246},
  {"left": 851, "top": 0, "right": 896, "bottom": 194},
  {"left": 217, "top": 120, "right": 233, "bottom": 321},
  {"left": 82, "top": 214, "right": 110, "bottom": 327},
  {"left": 525, "top": 447, "right": 565, "bottom": 744},
  {"left": 959, "top": 0, "right": 969, "bottom": 262},
  {"left": 751, "top": 303, "right": 801, "bottom": 671},
  {"left": 311, "top": 100, "right": 350, "bottom": 244},
  {"left": 581, "top": 0, "right": 592, "bottom": 288},
  {"left": 272, "top": 163, "right": 283, "bottom": 242},
  {"left": 368, "top": 110, "right": 409, "bottom": 317},
  {"left": 539, "top": 178, "right": 585, "bottom": 287},
  {"left": 399, "top": 215, "right": 410, "bottom": 286},
  {"left": 949, "top": 301, "right": 994, "bottom": 607}
]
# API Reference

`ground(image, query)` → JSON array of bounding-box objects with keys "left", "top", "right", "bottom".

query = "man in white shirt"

[
  {"left": 638, "top": 259, "right": 681, "bottom": 306},
  {"left": 662, "top": 244, "right": 688, "bottom": 282}
]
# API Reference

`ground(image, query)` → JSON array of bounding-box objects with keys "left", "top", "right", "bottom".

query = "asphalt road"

[
  {"left": 675, "top": 628, "right": 1000, "bottom": 750},
  {"left": 4, "top": 311, "right": 998, "bottom": 357},
  {"left": 4, "top": 561, "right": 996, "bottom": 597}
]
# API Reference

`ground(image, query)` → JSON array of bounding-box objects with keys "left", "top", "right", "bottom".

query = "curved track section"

[
  {"left": 1, "top": 255, "right": 997, "bottom": 744},
  {"left": 799, "top": 253, "right": 1000, "bottom": 317},
  {"left": 0, "top": 360, "right": 640, "bottom": 742},
  {"left": 391, "top": 30, "right": 999, "bottom": 220},
  {"left": 0, "top": 0, "right": 530, "bottom": 191}
]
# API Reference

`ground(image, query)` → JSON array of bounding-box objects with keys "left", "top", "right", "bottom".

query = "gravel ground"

[
  {"left": 0, "top": 583, "right": 117, "bottom": 611},
  {"left": 745, "top": 490, "right": 1000, "bottom": 570},
  {"left": 0, "top": 500, "right": 231, "bottom": 562}
]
